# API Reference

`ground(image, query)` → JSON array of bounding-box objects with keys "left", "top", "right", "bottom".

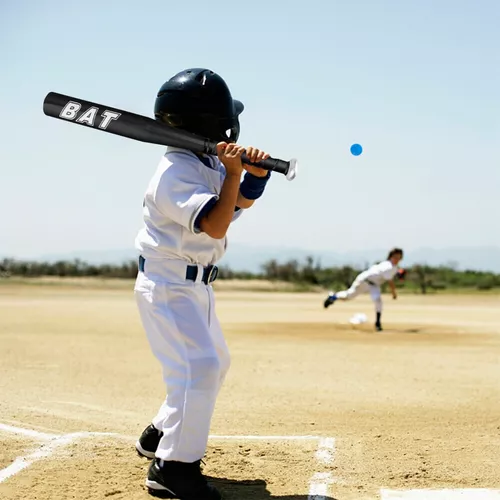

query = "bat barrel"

[{"left": 43, "top": 92, "right": 209, "bottom": 153}]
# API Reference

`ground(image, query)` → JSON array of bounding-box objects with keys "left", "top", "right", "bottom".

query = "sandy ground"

[{"left": 0, "top": 284, "right": 499, "bottom": 499}]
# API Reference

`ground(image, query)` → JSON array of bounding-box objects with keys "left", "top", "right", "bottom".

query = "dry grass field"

[{"left": 0, "top": 281, "right": 499, "bottom": 499}]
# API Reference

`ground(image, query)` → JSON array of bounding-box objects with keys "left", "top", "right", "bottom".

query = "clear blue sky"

[{"left": 1, "top": 0, "right": 498, "bottom": 259}]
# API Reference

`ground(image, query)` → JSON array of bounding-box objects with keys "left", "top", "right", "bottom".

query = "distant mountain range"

[{"left": 31, "top": 245, "right": 500, "bottom": 273}]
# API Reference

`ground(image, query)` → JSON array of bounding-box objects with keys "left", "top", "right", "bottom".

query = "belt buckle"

[{"left": 206, "top": 265, "right": 219, "bottom": 284}]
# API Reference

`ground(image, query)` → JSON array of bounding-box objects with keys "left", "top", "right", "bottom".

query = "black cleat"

[
  {"left": 375, "top": 323, "right": 383, "bottom": 332},
  {"left": 146, "top": 459, "right": 222, "bottom": 499},
  {"left": 136, "top": 424, "right": 163, "bottom": 459},
  {"left": 323, "top": 293, "right": 336, "bottom": 309}
]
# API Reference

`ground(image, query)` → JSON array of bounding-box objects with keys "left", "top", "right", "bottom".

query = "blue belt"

[{"left": 138, "top": 256, "right": 219, "bottom": 285}]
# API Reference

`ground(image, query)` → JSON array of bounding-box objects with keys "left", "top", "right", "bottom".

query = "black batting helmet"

[{"left": 154, "top": 68, "right": 244, "bottom": 143}]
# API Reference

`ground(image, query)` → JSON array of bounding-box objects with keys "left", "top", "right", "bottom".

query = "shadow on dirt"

[
  {"left": 209, "top": 476, "right": 339, "bottom": 500},
  {"left": 402, "top": 328, "right": 422, "bottom": 333}
]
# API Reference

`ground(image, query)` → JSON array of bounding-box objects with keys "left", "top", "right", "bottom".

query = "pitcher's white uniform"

[
  {"left": 134, "top": 147, "right": 242, "bottom": 462},
  {"left": 335, "top": 260, "right": 399, "bottom": 313}
]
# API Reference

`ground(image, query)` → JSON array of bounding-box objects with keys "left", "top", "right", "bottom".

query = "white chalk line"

[
  {"left": 10, "top": 425, "right": 498, "bottom": 499},
  {"left": 0, "top": 423, "right": 320, "bottom": 443},
  {"left": 308, "top": 437, "right": 336, "bottom": 500},
  {"left": 0, "top": 429, "right": 107, "bottom": 484},
  {"left": 0, "top": 418, "right": 65, "bottom": 436},
  {"left": 315, "top": 437, "right": 335, "bottom": 465},
  {"left": 7, "top": 424, "right": 498, "bottom": 500},
  {"left": 0, "top": 432, "right": 79, "bottom": 484},
  {"left": 381, "top": 488, "right": 500, "bottom": 499},
  {"left": 210, "top": 434, "right": 320, "bottom": 440},
  {"left": 0, "top": 423, "right": 59, "bottom": 441},
  {"left": 0, "top": 423, "right": 133, "bottom": 484},
  {"left": 309, "top": 473, "right": 333, "bottom": 497},
  {"left": 0, "top": 422, "right": 332, "bottom": 493}
]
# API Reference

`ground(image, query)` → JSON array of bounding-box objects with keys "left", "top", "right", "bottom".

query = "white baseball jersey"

[
  {"left": 358, "top": 260, "right": 398, "bottom": 286},
  {"left": 135, "top": 147, "right": 243, "bottom": 267}
]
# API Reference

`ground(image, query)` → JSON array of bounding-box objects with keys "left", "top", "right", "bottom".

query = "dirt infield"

[{"left": 0, "top": 284, "right": 499, "bottom": 499}]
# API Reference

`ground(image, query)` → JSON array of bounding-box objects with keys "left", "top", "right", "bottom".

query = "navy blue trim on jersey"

[
  {"left": 197, "top": 155, "right": 214, "bottom": 170},
  {"left": 194, "top": 197, "right": 218, "bottom": 232},
  {"left": 194, "top": 199, "right": 242, "bottom": 232}
]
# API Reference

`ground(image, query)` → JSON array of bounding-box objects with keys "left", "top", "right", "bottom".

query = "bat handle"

[
  {"left": 203, "top": 141, "right": 297, "bottom": 181},
  {"left": 241, "top": 154, "right": 298, "bottom": 181}
]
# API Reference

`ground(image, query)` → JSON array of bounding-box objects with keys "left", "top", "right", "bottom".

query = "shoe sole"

[
  {"left": 145, "top": 480, "right": 223, "bottom": 500},
  {"left": 145, "top": 480, "right": 176, "bottom": 498},
  {"left": 136, "top": 441, "right": 157, "bottom": 460}
]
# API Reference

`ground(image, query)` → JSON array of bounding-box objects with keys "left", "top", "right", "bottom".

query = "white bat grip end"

[{"left": 286, "top": 158, "right": 298, "bottom": 181}]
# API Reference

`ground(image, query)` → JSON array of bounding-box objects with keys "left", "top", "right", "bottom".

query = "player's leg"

[
  {"left": 369, "top": 285, "right": 383, "bottom": 331},
  {"left": 207, "top": 286, "right": 231, "bottom": 393},
  {"left": 137, "top": 286, "right": 222, "bottom": 461},
  {"left": 135, "top": 276, "right": 223, "bottom": 499},
  {"left": 324, "top": 278, "right": 368, "bottom": 308},
  {"left": 134, "top": 279, "right": 187, "bottom": 460},
  {"left": 134, "top": 275, "right": 167, "bottom": 459}
]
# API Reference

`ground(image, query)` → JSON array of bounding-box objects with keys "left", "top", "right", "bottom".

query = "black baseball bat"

[{"left": 42, "top": 92, "right": 298, "bottom": 181}]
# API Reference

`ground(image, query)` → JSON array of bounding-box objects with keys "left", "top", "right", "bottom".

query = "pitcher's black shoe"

[
  {"left": 375, "top": 323, "right": 383, "bottom": 332},
  {"left": 146, "top": 459, "right": 222, "bottom": 499},
  {"left": 136, "top": 424, "right": 163, "bottom": 459},
  {"left": 323, "top": 292, "right": 337, "bottom": 309}
]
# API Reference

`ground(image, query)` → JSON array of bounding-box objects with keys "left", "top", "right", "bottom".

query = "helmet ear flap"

[
  {"left": 219, "top": 116, "right": 240, "bottom": 143},
  {"left": 228, "top": 120, "right": 240, "bottom": 142}
]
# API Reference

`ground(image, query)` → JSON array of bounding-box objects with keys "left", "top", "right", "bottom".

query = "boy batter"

[
  {"left": 134, "top": 68, "right": 271, "bottom": 499},
  {"left": 323, "top": 248, "right": 405, "bottom": 331}
]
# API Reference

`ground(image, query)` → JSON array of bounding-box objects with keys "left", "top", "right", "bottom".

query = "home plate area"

[
  {"left": 1, "top": 424, "right": 499, "bottom": 500},
  {"left": 0, "top": 425, "right": 330, "bottom": 499}
]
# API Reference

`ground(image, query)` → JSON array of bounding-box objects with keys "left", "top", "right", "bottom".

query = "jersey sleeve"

[
  {"left": 382, "top": 264, "right": 397, "bottom": 281},
  {"left": 154, "top": 161, "right": 218, "bottom": 234}
]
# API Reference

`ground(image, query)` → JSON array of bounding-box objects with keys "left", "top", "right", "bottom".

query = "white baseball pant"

[
  {"left": 335, "top": 276, "right": 383, "bottom": 313},
  {"left": 134, "top": 258, "right": 230, "bottom": 463}
]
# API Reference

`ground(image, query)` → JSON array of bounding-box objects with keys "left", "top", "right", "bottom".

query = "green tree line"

[{"left": 1, "top": 257, "right": 500, "bottom": 293}]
